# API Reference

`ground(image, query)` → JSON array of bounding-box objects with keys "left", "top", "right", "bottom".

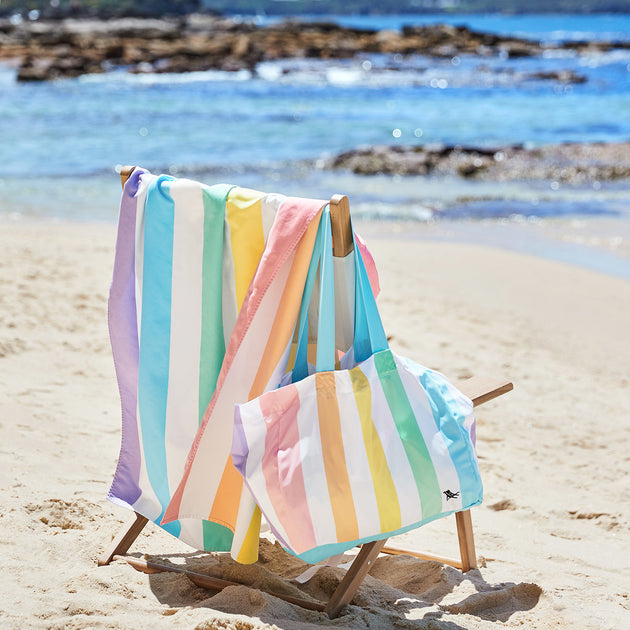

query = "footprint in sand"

[
  {"left": 441, "top": 582, "right": 543, "bottom": 621},
  {"left": 0, "top": 338, "right": 27, "bottom": 358},
  {"left": 25, "top": 498, "right": 101, "bottom": 530}
]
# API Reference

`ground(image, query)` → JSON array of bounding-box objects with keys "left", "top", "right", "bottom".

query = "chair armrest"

[{"left": 454, "top": 376, "right": 513, "bottom": 407}]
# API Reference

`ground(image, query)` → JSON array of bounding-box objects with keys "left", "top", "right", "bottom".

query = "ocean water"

[{"left": 1, "top": 13, "right": 629, "bottom": 243}]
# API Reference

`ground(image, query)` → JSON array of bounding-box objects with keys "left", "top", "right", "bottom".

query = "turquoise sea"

[{"left": 1, "top": 13, "right": 629, "bottom": 275}]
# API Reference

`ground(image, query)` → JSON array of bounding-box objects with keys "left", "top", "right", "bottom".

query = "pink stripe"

[
  {"left": 355, "top": 231, "right": 380, "bottom": 298},
  {"left": 259, "top": 384, "right": 316, "bottom": 554}
]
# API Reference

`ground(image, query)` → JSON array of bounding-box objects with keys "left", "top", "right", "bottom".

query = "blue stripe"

[
  {"left": 293, "top": 209, "right": 326, "bottom": 383},
  {"left": 402, "top": 357, "right": 483, "bottom": 508},
  {"left": 137, "top": 175, "right": 181, "bottom": 537},
  {"left": 352, "top": 229, "right": 388, "bottom": 362}
]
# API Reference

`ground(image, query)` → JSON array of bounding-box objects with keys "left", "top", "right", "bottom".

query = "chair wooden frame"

[{"left": 100, "top": 166, "right": 513, "bottom": 618}]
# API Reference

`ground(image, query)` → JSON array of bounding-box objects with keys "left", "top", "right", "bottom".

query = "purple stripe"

[
  {"left": 107, "top": 169, "right": 146, "bottom": 507},
  {"left": 230, "top": 405, "right": 249, "bottom": 476}
]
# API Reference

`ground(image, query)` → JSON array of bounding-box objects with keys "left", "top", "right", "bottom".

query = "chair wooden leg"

[
  {"left": 98, "top": 511, "right": 149, "bottom": 566},
  {"left": 455, "top": 509, "right": 477, "bottom": 572},
  {"left": 118, "top": 555, "right": 326, "bottom": 612},
  {"left": 324, "top": 539, "right": 387, "bottom": 618}
]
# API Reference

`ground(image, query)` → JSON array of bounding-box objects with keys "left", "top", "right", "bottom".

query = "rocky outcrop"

[
  {"left": 326, "top": 142, "right": 630, "bottom": 182},
  {"left": 2, "top": 15, "right": 629, "bottom": 82}
]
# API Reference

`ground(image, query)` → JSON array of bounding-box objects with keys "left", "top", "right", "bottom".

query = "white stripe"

[
  {"left": 133, "top": 174, "right": 150, "bottom": 339},
  {"left": 221, "top": 216, "right": 238, "bottom": 349},
  {"left": 296, "top": 380, "right": 337, "bottom": 548},
  {"left": 132, "top": 403, "right": 164, "bottom": 523},
  {"left": 178, "top": 518, "right": 204, "bottom": 550},
  {"left": 359, "top": 356, "right": 424, "bottom": 525},
  {"left": 334, "top": 371, "right": 381, "bottom": 539},
  {"left": 231, "top": 485, "right": 261, "bottom": 559},
  {"left": 397, "top": 359, "right": 464, "bottom": 513},
  {"left": 237, "top": 398, "right": 291, "bottom": 548},
  {"left": 333, "top": 253, "right": 355, "bottom": 352},
  {"left": 164, "top": 180, "right": 205, "bottom": 498},
  {"left": 260, "top": 193, "right": 284, "bottom": 241}
]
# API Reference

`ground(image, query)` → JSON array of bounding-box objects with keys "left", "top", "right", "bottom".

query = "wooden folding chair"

[{"left": 100, "top": 167, "right": 513, "bottom": 618}]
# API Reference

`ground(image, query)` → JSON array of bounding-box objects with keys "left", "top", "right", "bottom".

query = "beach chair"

[{"left": 100, "top": 166, "right": 512, "bottom": 618}]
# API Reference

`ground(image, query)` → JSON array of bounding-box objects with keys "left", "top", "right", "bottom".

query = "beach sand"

[{"left": 1, "top": 217, "right": 629, "bottom": 629}]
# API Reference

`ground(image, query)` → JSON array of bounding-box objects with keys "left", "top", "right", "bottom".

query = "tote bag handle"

[
  {"left": 292, "top": 205, "right": 335, "bottom": 380},
  {"left": 292, "top": 206, "right": 388, "bottom": 382},
  {"left": 352, "top": 221, "right": 388, "bottom": 362}
]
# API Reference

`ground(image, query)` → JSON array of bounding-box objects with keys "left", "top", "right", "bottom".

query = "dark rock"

[
  {"left": 525, "top": 70, "right": 587, "bottom": 84},
  {"left": 325, "top": 142, "right": 630, "bottom": 182},
  {"left": 3, "top": 16, "right": 629, "bottom": 82}
]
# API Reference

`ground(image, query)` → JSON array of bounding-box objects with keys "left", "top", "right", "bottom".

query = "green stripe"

[
  {"left": 374, "top": 350, "right": 442, "bottom": 518},
  {"left": 199, "top": 184, "right": 235, "bottom": 552},
  {"left": 198, "top": 184, "right": 234, "bottom": 425}
]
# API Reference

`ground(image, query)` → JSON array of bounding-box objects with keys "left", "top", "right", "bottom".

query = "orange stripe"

[
  {"left": 248, "top": 209, "right": 323, "bottom": 399},
  {"left": 315, "top": 372, "right": 360, "bottom": 543},
  {"left": 208, "top": 455, "right": 243, "bottom": 527}
]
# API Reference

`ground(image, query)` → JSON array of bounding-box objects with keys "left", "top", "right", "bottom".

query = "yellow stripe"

[
  {"left": 316, "top": 372, "right": 360, "bottom": 543},
  {"left": 235, "top": 506, "right": 262, "bottom": 564},
  {"left": 226, "top": 188, "right": 266, "bottom": 309},
  {"left": 349, "top": 366, "right": 402, "bottom": 532}
]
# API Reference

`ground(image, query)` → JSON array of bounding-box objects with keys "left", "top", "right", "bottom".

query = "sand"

[{"left": 0, "top": 216, "right": 629, "bottom": 629}]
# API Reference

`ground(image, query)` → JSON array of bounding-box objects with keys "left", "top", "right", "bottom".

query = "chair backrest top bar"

[{"left": 119, "top": 166, "right": 354, "bottom": 257}]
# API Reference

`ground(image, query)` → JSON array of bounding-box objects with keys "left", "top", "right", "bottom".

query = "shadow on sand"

[{"left": 117, "top": 539, "right": 541, "bottom": 628}]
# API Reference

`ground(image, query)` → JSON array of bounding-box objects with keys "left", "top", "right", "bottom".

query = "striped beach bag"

[{"left": 231, "top": 206, "right": 482, "bottom": 564}]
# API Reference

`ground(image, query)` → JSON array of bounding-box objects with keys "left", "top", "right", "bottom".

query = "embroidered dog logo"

[{"left": 443, "top": 490, "right": 460, "bottom": 500}]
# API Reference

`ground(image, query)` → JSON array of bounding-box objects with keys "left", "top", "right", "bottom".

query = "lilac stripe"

[
  {"left": 231, "top": 405, "right": 249, "bottom": 476},
  {"left": 107, "top": 169, "right": 145, "bottom": 507}
]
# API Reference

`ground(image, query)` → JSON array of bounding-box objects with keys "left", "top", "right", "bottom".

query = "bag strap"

[
  {"left": 316, "top": 206, "right": 335, "bottom": 372},
  {"left": 352, "top": 228, "right": 389, "bottom": 362},
  {"left": 293, "top": 208, "right": 326, "bottom": 382}
]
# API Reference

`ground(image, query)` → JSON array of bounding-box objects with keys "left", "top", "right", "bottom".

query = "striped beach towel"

[{"left": 107, "top": 169, "right": 378, "bottom": 559}]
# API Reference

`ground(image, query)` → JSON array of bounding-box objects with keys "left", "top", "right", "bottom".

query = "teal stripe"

[
  {"left": 137, "top": 175, "right": 180, "bottom": 537},
  {"left": 415, "top": 366, "right": 482, "bottom": 508},
  {"left": 373, "top": 350, "right": 442, "bottom": 518},
  {"left": 294, "top": 507, "right": 464, "bottom": 565},
  {"left": 199, "top": 184, "right": 235, "bottom": 552}
]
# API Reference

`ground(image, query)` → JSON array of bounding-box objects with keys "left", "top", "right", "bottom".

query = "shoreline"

[
  {"left": 2, "top": 152, "right": 629, "bottom": 282},
  {"left": 3, "top": 209, "right": 630, "bottom": 282}
]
